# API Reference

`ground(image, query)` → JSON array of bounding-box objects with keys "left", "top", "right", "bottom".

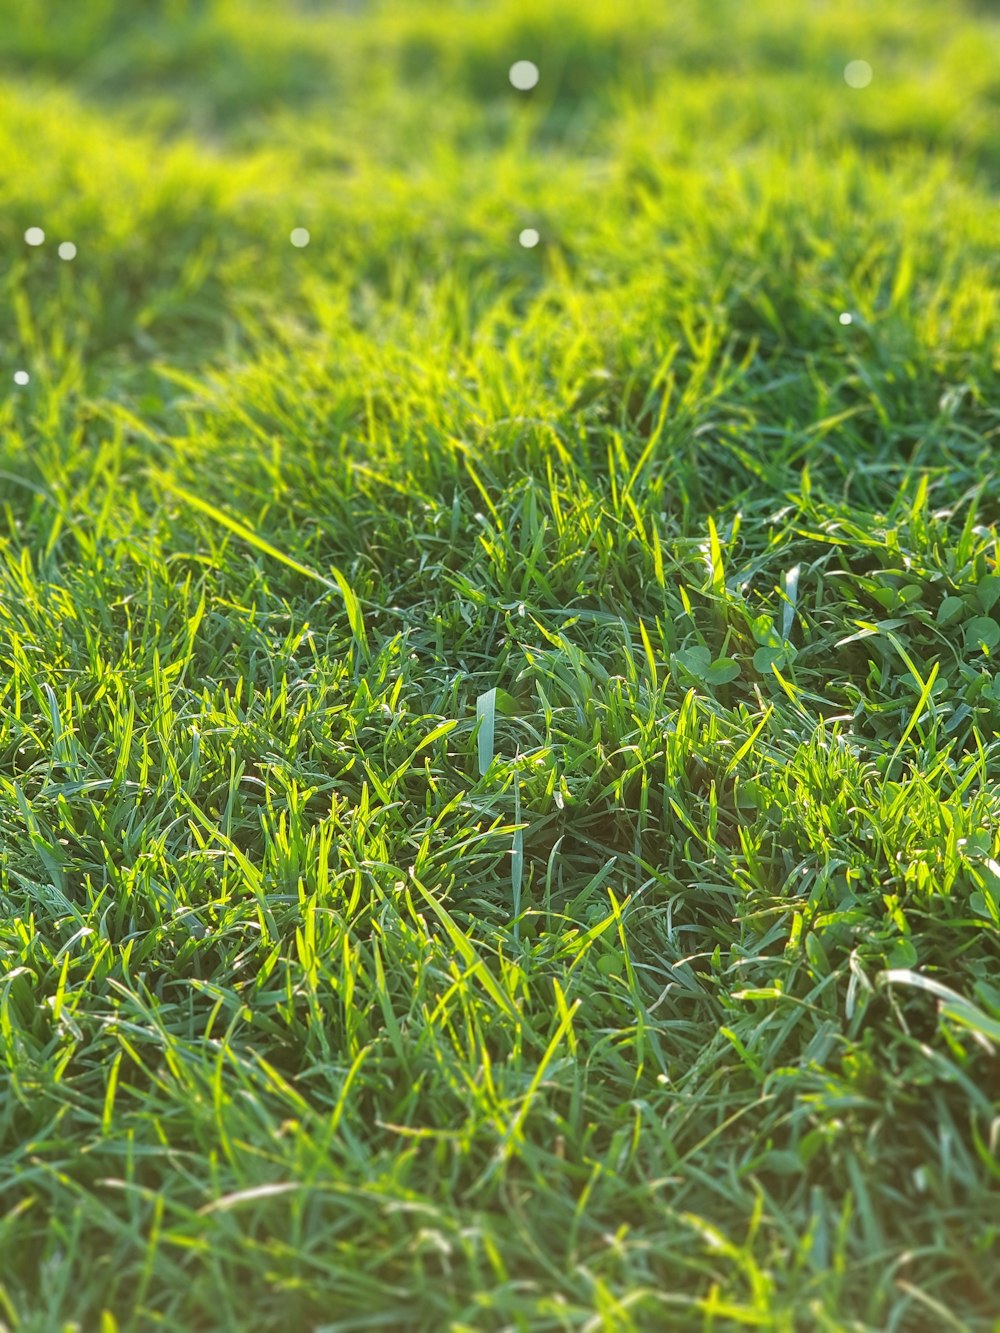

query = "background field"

[{"left": 1, "top": 0, "right": 999, "bottom": 1328}]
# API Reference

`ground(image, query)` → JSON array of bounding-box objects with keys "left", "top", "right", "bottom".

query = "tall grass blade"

[{"left": 476, "top": 688, "right": 496, "bottom": 778}]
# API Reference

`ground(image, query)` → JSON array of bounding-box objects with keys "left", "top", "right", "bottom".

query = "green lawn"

[{"left": 1, "top": 0, "right": 999, "bottom": 1328}]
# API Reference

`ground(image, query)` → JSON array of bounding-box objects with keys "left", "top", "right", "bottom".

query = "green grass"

[{"left": 1, "top": 0, "right": 999, "bottom": 1328}]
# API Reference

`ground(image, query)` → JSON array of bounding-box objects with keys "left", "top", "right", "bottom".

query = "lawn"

[{"left": 1, "top": 0, "right": 999, "bottom": 1328}]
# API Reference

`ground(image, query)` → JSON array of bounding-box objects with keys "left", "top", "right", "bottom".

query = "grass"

[{"left": 0, "top": 0, "right": 999, "bottom": 1327}]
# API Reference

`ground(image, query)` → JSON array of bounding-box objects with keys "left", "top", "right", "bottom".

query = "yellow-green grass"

[{"left": 0, "top": 0, "right": 998, "bottom": 1328}]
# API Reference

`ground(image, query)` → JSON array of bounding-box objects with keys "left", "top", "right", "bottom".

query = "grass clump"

[{"left": 1, "top": 0, "right": 999, "bottom": 1328}]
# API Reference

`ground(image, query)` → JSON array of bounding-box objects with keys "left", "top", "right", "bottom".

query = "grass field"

[{"left": 1, "top": 0, "right": 999, "bottom": 1328}]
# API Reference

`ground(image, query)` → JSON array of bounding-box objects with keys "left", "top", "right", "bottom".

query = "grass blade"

[
  {"left": 476, "top": 688, "right": 496, "bottom": 778},
  {"left": 512, "top": 764, "right": 524, "bottom": 939}
]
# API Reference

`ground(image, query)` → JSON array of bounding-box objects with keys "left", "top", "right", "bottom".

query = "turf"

[{"left": 1, "top": 0, "right": 999, "bottom": 1328}]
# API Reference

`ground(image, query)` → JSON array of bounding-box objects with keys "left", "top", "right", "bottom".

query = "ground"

[{"left": 0, "top": 0, "right": 999, "bottom": 1329}]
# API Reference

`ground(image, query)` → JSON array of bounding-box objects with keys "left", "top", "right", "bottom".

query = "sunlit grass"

[{"left": 0, "top": 0, "right": 998, "bottom": 1329}]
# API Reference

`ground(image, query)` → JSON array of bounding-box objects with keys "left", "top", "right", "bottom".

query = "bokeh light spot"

[
  {"left": 290, "top": 227, "right": 310, "bottom": 248},
  {"left": 844, "top": 60, "right": 873, "bottom": 89},
  {"left": 519, "top": 228, "right": 540, "bottom": 248},
  {"left": 24, "top": 227, "right": 45, "bottom": 246},
  {"left": 58, "top": 241, "right": 77, "bottom": 261},
  {"left": 509, "top": 60, "right": 539, "bottom": 91},
  {"left": 13, "top": 371, "right": 30, "bottom": 386},
  {"left": 839, "top": 312, "right": 853, "bottom": 325}
]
